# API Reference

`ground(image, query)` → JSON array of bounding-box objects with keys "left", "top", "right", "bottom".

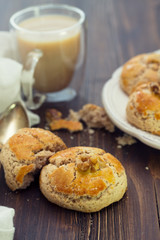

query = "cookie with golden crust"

[
  {"left": 0, "top": 128, "right": 67, "bottom": 191},
  {"left": 120, "top": 53, "right": 160, "bottom": 95},
  {"left": 126, "top": 82, "right": 160, "bottom": 135},
  {"left": 40, "top": 146, "right": 127, "bottom": 213}
]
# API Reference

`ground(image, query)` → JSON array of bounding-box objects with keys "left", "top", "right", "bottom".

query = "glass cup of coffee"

[{"left": 9, "top": 4, "right": 86, "bottom": 109}]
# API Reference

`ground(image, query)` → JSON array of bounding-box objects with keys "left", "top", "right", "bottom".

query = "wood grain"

[{"left": 0, "top": 0, "right": 160, "bottom": 240}]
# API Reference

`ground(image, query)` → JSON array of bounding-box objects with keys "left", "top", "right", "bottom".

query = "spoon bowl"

[{"left": 0, "top": 102, "right": 29, "bottom": 144}]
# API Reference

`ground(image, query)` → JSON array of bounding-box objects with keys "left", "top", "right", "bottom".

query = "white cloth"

[
  {"left": 0, "top": 31, "right": 15, "bottom": 59},
  {"left": 0, "top": 206, "right": 15, "bottom": 240},
  {"left": 0, "top": 33, "right": 16, "bottom": 240},
  {"left": 0, "top": 31, "right": 40, "bottom": 126}
]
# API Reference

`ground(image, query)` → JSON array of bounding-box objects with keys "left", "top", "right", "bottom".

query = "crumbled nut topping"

[
  {"left": 150, "top": 82, "right": 160, "bottom": 96},
  {"left": 77, "top": 161, "right": 90, "bottom": 172},
  {"left": 76, "top": 155, "right": 106, "bottom": 173}
]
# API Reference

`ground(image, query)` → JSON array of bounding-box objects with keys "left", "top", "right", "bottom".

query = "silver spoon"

[{"left": 0, "top": 102, "right": 29, "bottom": 144}]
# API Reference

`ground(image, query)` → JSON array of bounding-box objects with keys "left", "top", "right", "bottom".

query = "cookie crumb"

[
  {"left": 46, "top": 108, "right": 83, "bottom": 133},
  {"left": 116, "top": 134, "right": 137, "bottom": 147},
  {"left": 46, "top": 104, "right": 115, "bottom": 133},
  {"left": 67, "top": 109, "right": 81, "bottom": 122},
  {"left": 88, "top": 129, "right": 95, "bottom": 134},
  {"left": 78, "top": 104, "right": 115, "bottom": 132},
  {"left": 117, "top": 145, "right": 122, "bottom": 149}
]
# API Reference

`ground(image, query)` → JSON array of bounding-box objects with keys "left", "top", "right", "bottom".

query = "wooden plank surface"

[{"left": 0, "top": 0, "right": 160, "bottom": 240}]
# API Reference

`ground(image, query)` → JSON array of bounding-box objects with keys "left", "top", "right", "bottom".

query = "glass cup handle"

[{"left": 21, "top": 49, "right": 46, "bottom": 110}]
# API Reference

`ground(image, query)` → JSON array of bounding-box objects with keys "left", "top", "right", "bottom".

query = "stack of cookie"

[{"left": 120, "top": 52, "right": 160, "bottom": 136}]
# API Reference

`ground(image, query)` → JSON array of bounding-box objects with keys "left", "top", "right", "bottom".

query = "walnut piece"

[{"left": 150, "top": 82, "right": 160, "bottom": 96}]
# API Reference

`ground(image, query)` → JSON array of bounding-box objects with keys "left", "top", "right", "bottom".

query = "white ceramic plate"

[{"left": 102, "top": 66, "right": 160, "bottom": 150}]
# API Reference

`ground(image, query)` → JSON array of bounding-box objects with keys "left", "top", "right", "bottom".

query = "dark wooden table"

[{"left": 0, "top": 0, "right": 160, "bottom": 239}]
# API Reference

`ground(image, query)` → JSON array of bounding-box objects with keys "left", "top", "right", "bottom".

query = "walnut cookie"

[
  {"left": 126, "top": 82, "right": 160, "bottom": 135},
  {"left": 40, "top": 146, "right": 127, "bottom": 213},
  {"left": 120, "top": 53, "right": 160, "bottom": 95},
  {"left": 0, "top": 128, "right": 67, "bottom": 191}
]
